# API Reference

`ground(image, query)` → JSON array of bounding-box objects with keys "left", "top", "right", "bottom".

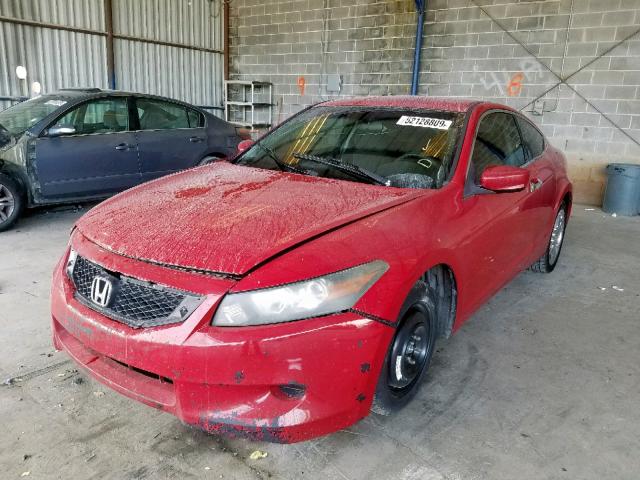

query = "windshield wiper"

[
  {"left": 254, "top": 142, "right": 308, "bottom": 175},
  {"left": 293, "top": 153, "right": 389, "bottom": 186}
]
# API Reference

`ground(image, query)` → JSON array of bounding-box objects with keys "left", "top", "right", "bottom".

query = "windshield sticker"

[
  {"left": 44, "top": 100, "right": 67, "bottom": 107},
  {"left": 396, "top": 116, "right": 452, "bottom": 130}
]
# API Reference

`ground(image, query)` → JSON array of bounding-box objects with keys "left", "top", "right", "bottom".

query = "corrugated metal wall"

[
  {"left": 0, "top": 0, "right": 224, "bottom": 113},
  {"left": 0, "top": 0, "right": 104, "bottom": 30},
  {"left": 0, "top": 0, "right": 107, "bottom": 110},
  {"left": 113, "top": 0, "right": 223, "bottom": 50},
  {"left": 114, "top": 41, "right": 224, "bottom": 108},
  {"left": 113, "top": 0, "right": 224, "bottom": 108}
]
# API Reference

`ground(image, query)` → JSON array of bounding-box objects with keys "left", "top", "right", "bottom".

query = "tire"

[
  {"left": 371, "top": 283, "right": 437, "bottom": 415},
  {"left": 0, "top": 173, "right": 23, "bottom": 232},
  {"left": 198, "top": 155, "right": 222, "bottom": 166},
  {"left": 530, "top": 203, "right": 567, "bottom": 273}
]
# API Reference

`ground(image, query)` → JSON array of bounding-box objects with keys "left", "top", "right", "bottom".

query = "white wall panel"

[
  {"left": 0, "top": 21, "right": 108, "bottom": 98},
  {"left": 115, "top": 38, "right": 224, "bottom": 114},
  {"left": 113, "top": 0, "right": 223, "bottom": 51},
  {"left": 0, "top": 0, "right": 105, "bottom": 31}
]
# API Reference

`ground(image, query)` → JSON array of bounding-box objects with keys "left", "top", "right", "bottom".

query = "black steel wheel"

[
  {"left": 372, "top": 283, "right": 437, "bottom": 415},
  {"left": 387, "top": 316, "right": 430, "bottom": 390}
]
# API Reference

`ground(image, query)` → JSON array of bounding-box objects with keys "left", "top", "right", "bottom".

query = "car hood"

[{"left": 76, "top": 162, "right": 422, "bottom": 276}]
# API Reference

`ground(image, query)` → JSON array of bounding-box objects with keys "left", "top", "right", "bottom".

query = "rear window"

[
  {"left": 136, "top": 98, "right": 193, "bottom": 130},
  {"left": 517, "top": 116, "right": 545, "bottom": 160},
  {"left": 236, "top": 106, "right": 465, "bottom": 189}
]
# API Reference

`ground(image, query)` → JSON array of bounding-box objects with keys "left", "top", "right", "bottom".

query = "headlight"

[
  {"left": 66, "top": 248, "right": 78, "bottom": 278},
  {"left": 213, "top": 260, "right": 389, "bottom": 326}
]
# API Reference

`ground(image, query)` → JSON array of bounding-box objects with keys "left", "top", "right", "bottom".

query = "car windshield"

[
  {"left": 0, "top": 95, "right": 70, "bottom": 136},
  {"left": 236, "top": 106, "right": 465, "bottom": 189}
]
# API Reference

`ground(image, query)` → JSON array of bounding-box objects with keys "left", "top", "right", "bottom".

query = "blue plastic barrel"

[{"left": 602, "top": 163, "right": 640, "bottom": 216}]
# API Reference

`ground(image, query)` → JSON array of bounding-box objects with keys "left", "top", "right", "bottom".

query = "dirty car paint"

[
  {"left": 75, "top": 161, "right": 423, "bottom": 276},
  {"left": 51, "top": 97, "right": 572, "bottom": 443}
]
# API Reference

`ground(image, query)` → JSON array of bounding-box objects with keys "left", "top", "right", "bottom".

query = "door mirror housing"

[
  {"left": 480, "top": 165, "right": 530, "bottom": 193},
  {"left": 237, "top": 139, "right": 254, "bottom": 153},
  {"left": 48, "top": 125, "right": 76, "bottom": 137}
]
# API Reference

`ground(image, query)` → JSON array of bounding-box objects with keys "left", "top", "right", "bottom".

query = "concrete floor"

[{"left": 0, "top": 204, "right": 638, "bottom": 480}]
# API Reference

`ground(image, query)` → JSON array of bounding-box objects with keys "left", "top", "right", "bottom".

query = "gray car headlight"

[{"left": 213, "top": 260, "right": 389, "bottom": 326}]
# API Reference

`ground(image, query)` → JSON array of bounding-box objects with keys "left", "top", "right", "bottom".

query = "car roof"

[
  {"left": 54, "top": 88, "right": 140, "bottom": 97},
  {"left": 47, "top": 89, "right": 205, "bottom": 110},
  {"left": 321, "top": 96, "right": 483, "bottom": 113}
]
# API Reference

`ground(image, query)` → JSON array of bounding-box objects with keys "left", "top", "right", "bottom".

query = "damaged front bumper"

[{"left": 51, "top": 241, "right": 394, "bottom": 443}]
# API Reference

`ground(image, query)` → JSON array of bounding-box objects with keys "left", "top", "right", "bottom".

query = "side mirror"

[
  {"left": 237, "top": 139, "right": 254, "bottom": 153},
  {"left": 48, "top": 125, "right": 76, "bottom": 137},
  {"left": 480, "top": 165, "right": 530, "bottom": 193}
]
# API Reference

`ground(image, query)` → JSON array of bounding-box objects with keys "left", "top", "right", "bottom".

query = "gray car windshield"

[
  {"left": 235, "top": 107, "right": 464, "bottom": 189},
  {"left": 0, "top": 95, "right": 70, "bottom": 136}
]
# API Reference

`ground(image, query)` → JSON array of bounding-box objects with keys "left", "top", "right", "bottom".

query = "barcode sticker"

[{"left": 396, "top": 115, "right": 452, "bottom": 130}]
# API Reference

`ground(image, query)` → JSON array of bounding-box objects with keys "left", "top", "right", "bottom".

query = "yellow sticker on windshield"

[{"left": 397, "top": 116, "right": 452, "bottom": 129}]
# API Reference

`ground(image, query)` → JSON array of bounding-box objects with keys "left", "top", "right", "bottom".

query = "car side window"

[
  {"left": 187, "top": 108, "right": 205, "bottom": 128},
  {"left": 55, "top": 98, "right": 129, "bottom": 135},
  {"left": 470, "top": 112, "right": 525, "bottom": 183},
  {"left": 517, "top": 116, "right": 545, "bottom": 161},
  {"left": 136, "top": 98, "right": 192, "bottom": 130}
]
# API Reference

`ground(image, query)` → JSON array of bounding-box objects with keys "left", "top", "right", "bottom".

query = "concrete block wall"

[{"left": 229, "top": 0, "right": 640, "bottom": 205}]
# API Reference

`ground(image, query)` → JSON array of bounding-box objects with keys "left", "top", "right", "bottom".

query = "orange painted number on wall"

[{"left": 507, "top": 72, "right": 524, "bottom": 97}]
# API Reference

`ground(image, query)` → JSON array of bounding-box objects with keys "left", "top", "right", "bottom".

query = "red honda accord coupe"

[{"left": 51, "top": 96, "right": 572, "bottom": 443}]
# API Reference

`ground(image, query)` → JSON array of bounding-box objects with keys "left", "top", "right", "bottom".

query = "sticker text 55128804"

[{"left": 396, "top": 116, "right": 452, "bottom": 130}]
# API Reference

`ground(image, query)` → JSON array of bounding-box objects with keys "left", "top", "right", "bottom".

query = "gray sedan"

[{"left": 0, "top": 88, "right": 245, "bottom": 231}]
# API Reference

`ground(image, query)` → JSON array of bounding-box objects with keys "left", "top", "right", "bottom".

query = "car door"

[
  {"left": 34, "top": 96, "right": 140, "bottom": 199},
  {"left": 516, "top": 115, "right": 557, "bottom": 260},
  {"left": 456, "top": 111, "right": 533, "bottom": 312},
  {"left": 133, "top": 97, "right": 209, "bottom": 182}
]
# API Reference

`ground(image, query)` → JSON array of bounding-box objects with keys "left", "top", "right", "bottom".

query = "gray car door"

[
  {"left": 133, "top": 97, "right": 208, "bottom": 182},
  {"left": 34, "top": 97, "right": 140, "bottom": 199}
]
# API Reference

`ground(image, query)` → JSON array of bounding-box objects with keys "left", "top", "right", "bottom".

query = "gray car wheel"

[
  {"left": 530, "top": 203, "right": 567, "bottom": 273},
  {"left": 0, "top": 173, "right": 23, "bottom": 232}
]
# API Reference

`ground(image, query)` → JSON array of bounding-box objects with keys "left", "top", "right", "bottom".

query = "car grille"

[{"left": 70, "top": 253, "right": 203, "bottom": 328}]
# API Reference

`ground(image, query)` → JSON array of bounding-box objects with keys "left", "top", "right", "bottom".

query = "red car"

[{"left": 51, "top": 97, "right": 572, "bottom": 443}]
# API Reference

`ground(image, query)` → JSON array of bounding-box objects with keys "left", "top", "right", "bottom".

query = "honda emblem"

[{"left": 90, "top": 276, "right": 113, "bottom": 308}]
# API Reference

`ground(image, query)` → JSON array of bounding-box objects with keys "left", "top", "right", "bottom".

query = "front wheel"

[
  {"left": 0, "top": 173, "right": 23, "bottom": 232},
  {"left": 371, "top": 287, "right": 437, "bottom": 415},
  {"left": 530, "top": 203, "right": 567, "bottom": 273}
]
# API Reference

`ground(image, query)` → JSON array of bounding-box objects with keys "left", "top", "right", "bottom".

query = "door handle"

[
  {"left": 189, "top": 136, "right": 204, "bottom": 143},
  {"left": 115, "top": 143, "right": 133, "bottom": 151},
  {"left": 529, "top": 178, "right": 544, "bottom": 192}
]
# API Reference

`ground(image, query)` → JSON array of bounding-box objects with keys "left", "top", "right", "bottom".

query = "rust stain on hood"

[{"left": 76, "top": 162, "right": 422, "bottom": 275}]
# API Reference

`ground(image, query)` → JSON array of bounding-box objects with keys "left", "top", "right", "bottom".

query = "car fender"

[
  {"left": 233, "top": 190, "right": 468, "bottom": 330},
  {"left": 0, "top": 142, "right": 33, "bottom": 205},
  {"left": 549, "top": 148, "right": 573, "bottom": 217}
]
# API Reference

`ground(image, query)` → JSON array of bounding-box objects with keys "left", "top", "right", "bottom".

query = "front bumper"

[{"left": 51, "top": 241, "right": 393, "bottom": 443}]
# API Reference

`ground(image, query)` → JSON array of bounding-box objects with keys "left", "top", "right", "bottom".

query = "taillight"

[{"left": 235, "top": 127, "right": 252, "bottom": 140}]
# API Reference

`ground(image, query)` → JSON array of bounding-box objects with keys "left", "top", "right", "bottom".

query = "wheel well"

[
  {"left": 422, "top": 264, "right": 457, "bottom": 339},
  {"left": 562, "top": 191, "right": 573, "bottom": 216},
  {"left": 203, "top": 152, "right": 227, "bottom": 160},
  {"left": 0, "top": 165, "right": 27, "bottom": 198}
]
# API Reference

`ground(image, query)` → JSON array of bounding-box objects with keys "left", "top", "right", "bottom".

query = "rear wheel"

[
  {"left": 372, "top": 285, "right": 437, "bottom": 415},
  {"left": 530, "top": 203, "right": 567, "bottom": 273},
  {"left": 0, "top": 173, "right": 23, "bottom": 232}
]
